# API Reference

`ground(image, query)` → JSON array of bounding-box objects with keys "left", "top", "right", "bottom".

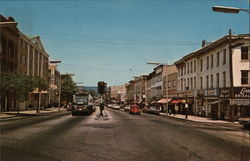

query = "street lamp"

[{"left": 212, "top": 6, "right": 250, "bottom": 14}]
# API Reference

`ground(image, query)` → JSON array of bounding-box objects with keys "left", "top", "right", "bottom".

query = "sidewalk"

[
  {"left": 0, "top": 107, "right": 66, "bottom": 120},
  {"left": 159, "top": 113, "right": 239, "bottom": 124}
]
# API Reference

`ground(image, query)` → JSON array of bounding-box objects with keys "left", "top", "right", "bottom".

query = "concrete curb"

[
  {"left": 158, "top": 113, "right": 239, "bottom": 125},
  {"left": 0, "top": 110, "right": 68, "bottom": 121}
]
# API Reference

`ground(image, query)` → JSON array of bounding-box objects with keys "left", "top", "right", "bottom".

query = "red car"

[{"left": 129, "top": 105, "right": 141, "bottom": 115}]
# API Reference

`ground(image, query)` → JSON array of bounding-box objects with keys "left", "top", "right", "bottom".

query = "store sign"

[
  {"left": 232, "top": 99, "right": 250, "bottom": 106},
  {"left": 234, "top": 87, "right": 250, "bottom": 98},
  {"left": 220, "top": 88, "right": 230, "bottom": 98},
  {"left": 205, "top": 89, "right": 219, "bottom": 96}
]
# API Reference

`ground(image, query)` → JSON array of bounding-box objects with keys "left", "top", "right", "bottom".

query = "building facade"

[
  {"left": 175, "top": 33, "right": 250, "bottom": 121},
  {"left": 125, "top": 80, "right": 135, "bottom": 103},
  {"left": 0, "top": 15, "right": 19, "bottom": 111},
  {"left": 18, "top": 33, "right": 50, "bottom": 110},
  {"left": 110, "top": 85, "right": 126, "bottom": 103}
]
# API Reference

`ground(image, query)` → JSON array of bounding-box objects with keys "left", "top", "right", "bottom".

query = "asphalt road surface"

[{"left": 1, "top": 108, "right": 249, "bottom": 161}]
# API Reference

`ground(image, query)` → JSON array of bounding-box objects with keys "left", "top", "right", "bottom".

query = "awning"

[
  {"left": 170, "top": 99, "right": 186, "bottom": 104},
  {"left": 157, "top": 98, "right": 171, "bottom": 104},
  {"left": 208, "top": 100, "right": 221, "bottom": 105}
]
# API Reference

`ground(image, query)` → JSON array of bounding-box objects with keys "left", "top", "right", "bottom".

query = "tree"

[
  {"left": 0, "top": 74, "right": 48, "bottom": 113},
  {"left": 61, "top": 75, "right": 76, "bottom": 104}
]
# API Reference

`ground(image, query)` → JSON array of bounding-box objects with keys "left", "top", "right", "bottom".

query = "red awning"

[
  {"left": 157, "top": 98, "right": 172, "bottom": 104},
  {"left": 170, "top": 99, "right": 186, "bottom": 104}
]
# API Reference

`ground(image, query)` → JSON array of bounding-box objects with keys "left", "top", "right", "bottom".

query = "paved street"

[{"left": 1, "top": 108, "right": 249, "bottom": 161}]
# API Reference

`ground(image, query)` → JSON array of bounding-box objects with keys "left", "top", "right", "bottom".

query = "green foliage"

[
  {"left": 0, "top": 74, "right": 48, "bottom": 102},
  {"left": 61, "top": 75, "right": 76, "bottom": 103}
]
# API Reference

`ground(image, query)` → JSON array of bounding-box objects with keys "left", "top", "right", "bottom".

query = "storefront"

[{"left": 231, "top": 87, "right": 250, "bottom": 119}]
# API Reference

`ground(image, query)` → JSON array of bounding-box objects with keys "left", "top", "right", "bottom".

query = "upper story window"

[
  {"left": 190, "top": 78, "right": 193, "bottom": 90},
  {"left": 200, "top": 77, "right": 203, "bottom": 90},
  {"left": 194, "top": 77, "right": 196, "bottom": 89},
  {"left": 223, "top": 49, "right": 226, "bottom": 65},
  {"left": 184, "top": 65, "right": 186, "bottom": 75},
  {"left": 190, "top": 61, "right": 193, "bottom": 73},
  {"left": 206, "top": 56, "right": 209, "bottom": 70},
  {"left": 223, "top": 72, "right": 226, "bottom": 88},
  {"left": 172, "top": 80, "right": 176, "bottom": 87},
  {"left": 200, "top": 59, "right": 203, "bottom": 72},
  {"left": 216, "top": 73, "right": 219, "bottom": 88},
  {"left": 241, "top": 70, "right": 249, "bottom": 85},
  {"left": 241, "top": 46, "right": 249, "bottom": 60},
  {"left": 206, "top": 75, "right": 209, "bottom": 89},
  {"left": 187, "top": 62, "right": 189, "bottom": 74},
  {"left": 210, "top": 74, "right": 213, "bottom": 89},
  {"left": 181, "top": 65, "right": 183, "bottom": 76},
  {"left": 216, "top": 52, "right": 220, "bottom": 66},
  {"left": 194, "top": 60, "right": 196, "bottom": 72},
  {"left": 211, "top": 54, "right": 213, "bottom": 68}
]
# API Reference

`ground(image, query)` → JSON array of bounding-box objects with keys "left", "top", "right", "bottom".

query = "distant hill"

[{"left": 76, "top": 86, "right": 99, "bottom": 97}]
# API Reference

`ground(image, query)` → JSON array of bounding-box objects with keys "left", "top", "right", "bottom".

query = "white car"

[
  {"left": 112, "top": 104, "right": 120, "bottom": 110},
  {"left": 124, "top": 106, "right": 131, "bottom": 111}
]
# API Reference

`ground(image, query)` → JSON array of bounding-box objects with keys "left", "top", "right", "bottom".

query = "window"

[
  {"left": 191, "top": 78, "right": 193, "bottom": 90},
  {"left": 216, "top": 73, "right": 219, "bottom": 88},
  {"left": 211, "top": 55, "right": 213, "bottom": 68},
  {"left": 206, "top": 75, "right": 209, "bottom": 89},
  {"left": 194, "top": 77, "right": 196, "bottom": 89},
  {"left": 190, "top": 61, "right": 193, "bottom": 73},
  {"left": 172, "top": 80, "right": 176, "bottom": 87},
  {"left": 216, "top": 52, "right": 220, "bottom": 66},
  {"left": 184, "top": 79, "right": 186, "bottom": 88},
  {"left": 241, "top": 70, "right": 249, "bottom": 85},
  {"left": 223, "top": 72, "right": 226, "bottom": 88},
  {"left": 181, "top": 66, "right": 183, "bottom": 76},
  {"left": 168, "top": 81, "right": 171, "bottom": 88},
  {"left": 223, "top": 49, "right": 226, "bottom": 65},
  {"left": 184, "top": 65, "right": 186, "bottom": 75},
  {"left": 207, "top": 56, "right": 209, "bottom": 70},
  {"left": 200, "top": 59, "right": 203, "bottom": 72},
  {"left": 181, "top": 79, "right": 183, "bottom": 91},
  {"left": 194, "top": 60, "right": 196, "bottom": 72},
  {"left": 210, "top": 75, "right": 213, "bottom": 88},
  {"left": 200, "top": 77, "right": 203, "bottom": 90},
  {"left": 241, "top": 46, "right": 249, "bottom": 60},
  {"left": 187, "top": 62, "right": 189, "bottom": 74},
  {"left": 187, "top": 78, "right": 190, "bottom": 88}
]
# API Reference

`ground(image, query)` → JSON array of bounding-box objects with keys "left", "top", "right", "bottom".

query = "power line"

[{"left": 42, "top": 35, "right": 201, "bottom": 47}]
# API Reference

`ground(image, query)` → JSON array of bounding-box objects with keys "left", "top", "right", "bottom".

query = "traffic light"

[{"left": 98, "top": 81, "right": 107, "bottom": 95}]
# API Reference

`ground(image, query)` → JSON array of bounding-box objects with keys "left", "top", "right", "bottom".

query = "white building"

[{"left": 175, "top": 33, "right": 249, "bottom": 121}]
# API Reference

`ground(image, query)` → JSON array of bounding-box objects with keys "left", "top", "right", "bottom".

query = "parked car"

[
  {"left": 107, "top": 104, "right": 112, "bottom": 108},
  {"left": 124, "top": 105, "right": 131, "bottom": 111},
  {"left": 239, "top": 117, "right": 250, "bottom": 129},
  {"left": 129, "top": 105, "right": 141, "bottom": 115},
  {"left": 142, "top": 107, "right": 149, "bottom": 113},
  {"left": 112, "top": 104, "right": 120, "bottom": 110},
  {"left": 147, "top": 106, "right": 161, "bottom": 115}
]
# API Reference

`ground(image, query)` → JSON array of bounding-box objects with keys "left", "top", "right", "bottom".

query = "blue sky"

[{"left": 0, "top": 0, "right": 249, "bottom": 86}]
